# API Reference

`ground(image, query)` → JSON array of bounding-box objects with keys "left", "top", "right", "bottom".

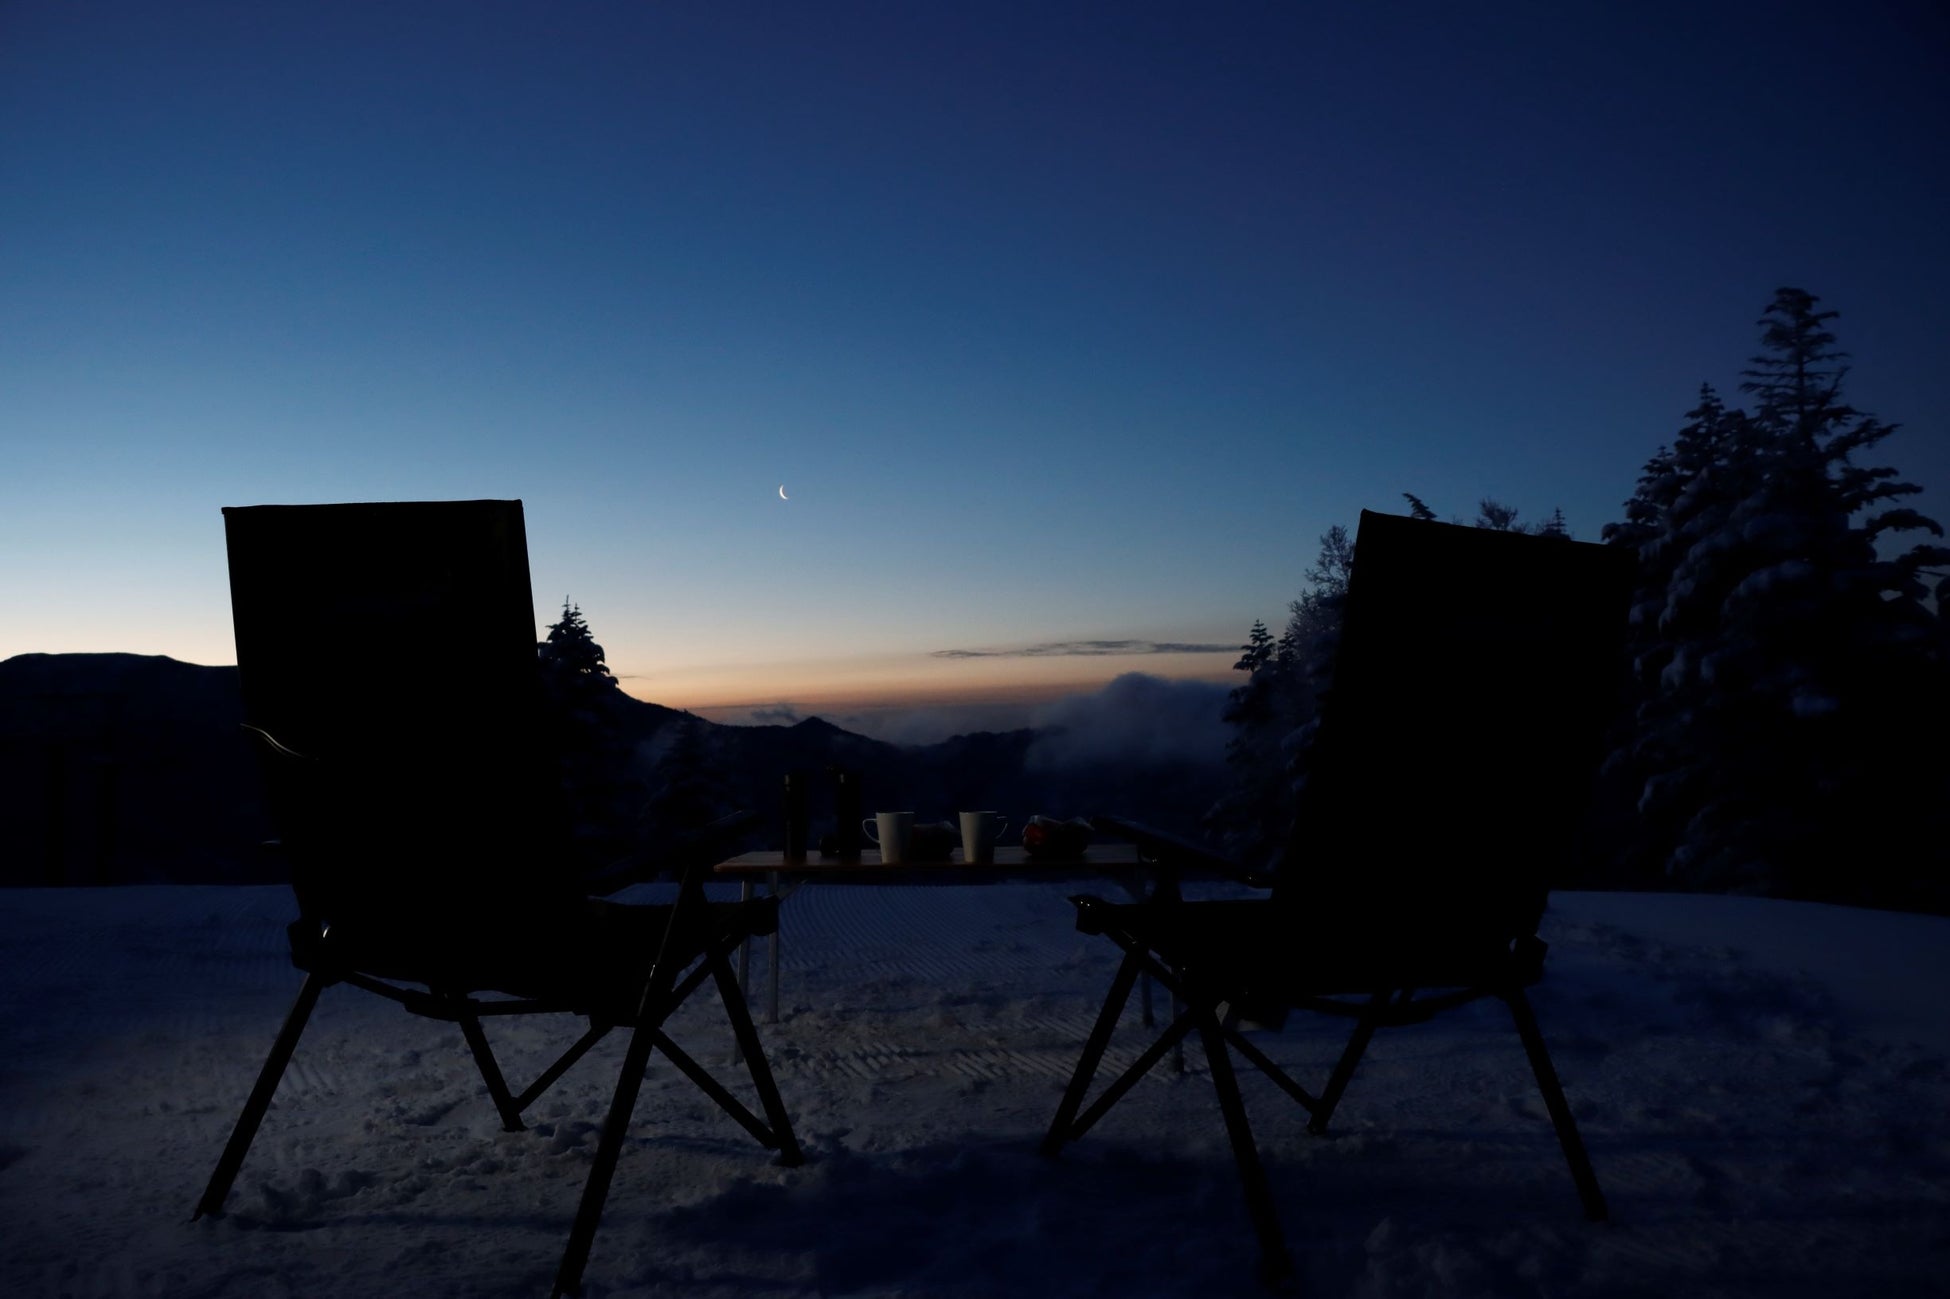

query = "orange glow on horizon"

[{"left": 618, "top": 649, "right": 1234, "bottom": 717}]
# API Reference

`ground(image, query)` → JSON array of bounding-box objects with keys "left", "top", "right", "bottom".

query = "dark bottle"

[
  {"left": 832, "top": 766, "right": 862, "bottom": 861},
  {"left": 783, "top": 770, "right": 810, "bottom": 862}
]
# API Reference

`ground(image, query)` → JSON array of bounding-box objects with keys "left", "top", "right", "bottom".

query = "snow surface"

[{"left": 2, "top": 882, "right": 1947, "bottom": 1298}]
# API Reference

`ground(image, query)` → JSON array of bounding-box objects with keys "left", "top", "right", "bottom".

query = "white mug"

[
  {"left": 958, "top": 810, "right": 1009, "bottom": 864},
  {"left": 862, "top": 811, "right": 915, "bottom": 864}
]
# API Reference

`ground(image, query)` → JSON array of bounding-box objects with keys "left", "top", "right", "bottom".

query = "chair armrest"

[
  {"left": 1089, "top": 814, "right": 1269, "bottom": 888},
  {"left": 241, "top": 723, "right": 314, "bottom": 763}
]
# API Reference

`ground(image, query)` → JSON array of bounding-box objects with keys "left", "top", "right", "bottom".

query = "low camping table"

[{"left": 713, "top": 845, "right": 1174, "bottom": 1025}]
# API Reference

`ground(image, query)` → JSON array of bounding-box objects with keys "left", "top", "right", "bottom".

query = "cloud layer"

[
  {"left": 1025, "top": 672, "right": 1231, "bottom": 770},
  {"left": 932, "top": 639, "right": 1234, "bottom": 660}
]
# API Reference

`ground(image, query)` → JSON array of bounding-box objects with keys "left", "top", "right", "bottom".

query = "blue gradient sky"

[{"left": 4, "top": 2, "right": 1946, "bottom": 739}]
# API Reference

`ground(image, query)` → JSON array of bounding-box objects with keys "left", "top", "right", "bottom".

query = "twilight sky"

[{"left": 3, "top": 1, "right": 1946, "bottom": 740}]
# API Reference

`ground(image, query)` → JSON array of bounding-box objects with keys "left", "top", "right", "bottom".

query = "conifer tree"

[
  {"left": 1603, "top": 387, "right": 1764, "bottom": 884},
  {"left": 1208, "top": 620, "right": 1288, "bottom": 859},
  {"left": 538, "top": 599, "right": 615, "bottom": 697},
  {"left": 1606, "top": 289, "right": 1950, "bottom": 908},
  {"left": 1237, "top": 619, "right": 1275, "bottom": 678},
  {"left": 536, "top": 600, "right": 638, "bottom": 869},
  {"left": 1207, "top": 526, "right": 1351, "bottom": 863}
]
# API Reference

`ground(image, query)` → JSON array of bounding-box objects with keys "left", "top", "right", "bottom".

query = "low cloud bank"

[{"left": 1025, "top": 673, "right": 1231, "bottom": 770}]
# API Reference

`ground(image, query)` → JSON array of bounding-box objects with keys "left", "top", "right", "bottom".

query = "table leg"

[
  {"left": 767, "top": 869, "right": 781, "bottom": 1024},
  {"left": 737, "top": 879, "right": 753, "bottom": 998},
  {"left": 735, "top": 879, "right": 754, "bottom": 1064}
]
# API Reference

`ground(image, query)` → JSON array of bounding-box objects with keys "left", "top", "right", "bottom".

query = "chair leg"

[
  {"left": 513, "top": 1022, "right": 613, "bottom": 1114},
  {"left": 552, "top": 1008, "right": 665, "bottom": 1299},
  {"left": 1041, "top": 950, "right": 1142, "bottom": 1158},
  {"left": 1063, "top": 1003, "right": 1202, "bottom": 1146},
  {"left": 1222, "top": 1027, "right": 1322, "bottom": 1119},
  {"left": 1197, "top": 1010, "right": 1295, "bottom": 1286},
  {"left": 193, "top": 971, "right": 326, "bottom": 1220},
  {"left": 456, "top": 1011, "right": 526, "bottom": 1133},
  {"left": 1308, "top": 991, "right": 1388, "bottom": 1135},
  {"left": 710, "top": 950, "right": 804, "bottom": 1166},
  {"left": 1503, "top": 989, "right": 1608, "bottom": 1222},
  {"left": 648, "top": 1028, "right": 776, "bottom": 1147}
]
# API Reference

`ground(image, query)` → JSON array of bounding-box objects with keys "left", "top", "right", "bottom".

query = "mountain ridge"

[{"left": 0, "top": 652, "right": 1227, "bottom": 885}]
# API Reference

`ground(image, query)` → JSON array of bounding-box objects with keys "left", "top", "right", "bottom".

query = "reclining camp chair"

[
  {"left": 1042, "top": 509, "right": 1630, "bottom": 1284},
  {"left": 192, "top": 500, "right": 801, "bottom": 1298}
]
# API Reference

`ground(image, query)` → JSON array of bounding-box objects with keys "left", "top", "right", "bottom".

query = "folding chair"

[
  {"left": 1042, "top": 510, "right": 1630, "bottom": 1284},
  {"left": 192, "top": 500, "right": 801, "bottom": 1298}
]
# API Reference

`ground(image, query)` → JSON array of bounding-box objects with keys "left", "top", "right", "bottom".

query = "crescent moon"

[{"left": 778, "top": 484, "right": 789, "bottom": 500}]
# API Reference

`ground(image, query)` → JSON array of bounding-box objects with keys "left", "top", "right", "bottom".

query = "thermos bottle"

[
  {"left": 833, "top": 767, "right": 862, "bottom": 861},
  {"left": 783, "top": 770, "right": 809, "bottom": 862}
]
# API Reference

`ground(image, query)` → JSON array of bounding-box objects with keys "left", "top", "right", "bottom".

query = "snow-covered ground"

[{"left": 2, "top": 881, "right": 1946, "bottom": 1298}]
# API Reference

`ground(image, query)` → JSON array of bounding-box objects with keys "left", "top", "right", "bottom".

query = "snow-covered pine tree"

[
  {"left": 1603, "top": 387, "right": 1767, "bottom": 886},
  {"left": 1606, "top": 289, "right": 1950, "bottom": 909},
  {"left": 1206, "top": 525, "right": 1352, "bottom": 864}
]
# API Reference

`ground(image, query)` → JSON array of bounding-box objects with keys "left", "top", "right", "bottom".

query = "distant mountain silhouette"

[
  {"left": 0, "top": 653, "right": 1227, "bottom": 886},
  {"left": 0, "top": 653, "right": 272, "bottom": 885},
  {"left": 683, "top": 713, "right": 1226, "bottom": 855}
]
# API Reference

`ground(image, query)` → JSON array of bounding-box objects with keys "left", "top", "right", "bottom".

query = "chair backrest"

[
  {"left": 222, "top": 500, "right": 576, "bottom": 926},
  {"left": 1279, "top": 510, "right": 1632, "bottom": 946}
]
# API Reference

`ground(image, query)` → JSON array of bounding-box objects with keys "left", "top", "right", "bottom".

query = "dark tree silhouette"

[
  {"left": 1476, "top": 499, "right": 1524, "bottom": 532},
  {"left": 539, "top": 599, "right": 615, "bottom": 694},
  {"left": 1605, "top": 289, "right": 1950, "bottom": 909},
  {"left": 537, "top": 600, "right": 641, "bottom": 873},
  {"left": 1206, "top": 525, "right": 1352, "bottom": 864}
]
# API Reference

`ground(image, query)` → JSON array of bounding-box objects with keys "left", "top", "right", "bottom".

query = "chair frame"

[
  {"left": 193, "top": 732, "right": 803, "bottom": 1297},
  {"left": 1042, "top": 863, "right": 1606, "bottom": 1284},
  {"left": 196, "top": 500, "right": 803, "bottom": 1297},
  {"left": 1041, "top": 511, "right": 1625, "bottom": 1284}
]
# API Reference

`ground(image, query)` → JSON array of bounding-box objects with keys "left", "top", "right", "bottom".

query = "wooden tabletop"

[{"left": 712, "top": 843, "right": 1146, "bottom": 879}]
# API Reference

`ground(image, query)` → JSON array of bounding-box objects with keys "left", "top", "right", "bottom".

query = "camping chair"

[
  {"left": 192, "top": 500, "right": 801, "bottom": 1299},
  {"left": 1042, "top": 510, "right": 1630, "bottom": 1284}
]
